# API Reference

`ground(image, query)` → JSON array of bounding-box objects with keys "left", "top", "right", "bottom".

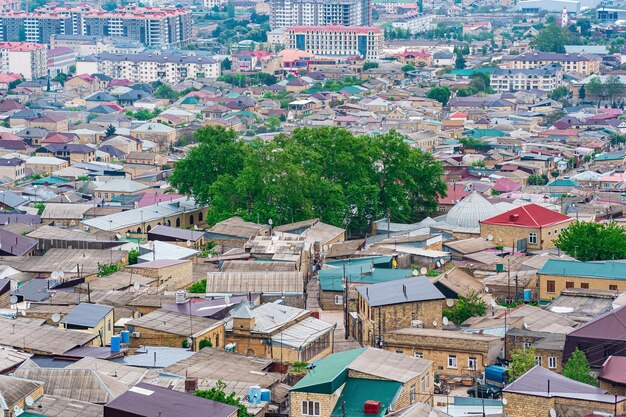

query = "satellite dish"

[
  {"left": 490, "top": 299, "right": 497, "bottom": 308},
  {"left": 193, "top": 225, "right": 198, "bottom": 230},
  {"left": 549, "top": 409, "right": 557, "bottom": 417},
  {"left": 486, "top": 234, "right": 493, "bottom": 241},
  {"left": 13, "top": 406, "right": 20, "bottom": 413},
  {"left": 420, "top": 267, "right": 427, "bottom": 275},
  {"left": 51, "top": 313, "right": 61, "bottom": 323},
  {"left": 9, "top": 295, "right": 17, "bottom": 305},
  {"left": 133, "top": 282, "right": 141, "bottom": 291},
  {"left": 25, "top": 396, "right": 34, "bottom": 406},
  {"left": 446, "top": 299, "right": 454, "bottom": 307},
  {"left": 523, "top": 322, "right": 529, "bottom": 329},
  {"left": 443, "top": 317, "right": 449, "bottom": 326},
  {"left": 436, "top": 260, "right": 441, "bottom": 268},
  {"left": 115, "top": 233, "right": 121, "bottom": 240},
  {"left": 432, "top": 320, "right": 438, "bottom": 327},
  {"left": 429, "top": 411, "right": 438, "bottom": 417},
  {"left": 50, "top": 271, "right": 58, "bottom": 279},
  {"left": 186, "top": 240, "right": 192, "bottom": 247},
  {"left": 485, "top": 286, "right": 489, "bottom": 293},
  {"left": 412, "top": 269, "right": 419, "bottom": 276},
  {"left": 501, "top": 398, "right": 508, "bottom": 406}
]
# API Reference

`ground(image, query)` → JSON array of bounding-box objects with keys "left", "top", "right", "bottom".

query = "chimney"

[
  {"left": 509, "top": 214, "right": 519, "bottom": 222},
  {"left": 185, "top": 377, "right": 198, "bottom": 393}
]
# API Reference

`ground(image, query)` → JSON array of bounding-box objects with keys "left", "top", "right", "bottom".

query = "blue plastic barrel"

[
  {"left": 260, "top": 389, "right": 271, "bottom": 402},
  {"left": 121, "top": 330, "right": 130, "bottom": 344},
  {"left": 248, "top": 386, "right": 261, "bottom": 402},
  {"left": 111, "top": 335, "right": 121, "bottom": 352},
  {"left": 523, "top": 289, "right": 532, "bottom": 302}
]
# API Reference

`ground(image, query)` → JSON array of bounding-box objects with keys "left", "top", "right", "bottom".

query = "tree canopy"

[
  {"left": 443, "top": 292, "right": 486, "bottom": 325},
  {"left": 509, "top": 347, "right": 536, "bottom": 381},
  {"left": 554, "top": 221, "right": 626, "bottom": 261},
  {"left": 529, "top": 23, "right": 579, "bottom": 53},
  {"left": 563, "top": 348, "right": 596, "bottom": 386},
  {"left": 196, "top": 380, "right": 249, "bottom": 417},
  {"left": 427, "top": 87, "right": 452, "bottom": 105},
  {"left": 169, "top": 126, "right": 447, "bottom": 233}
]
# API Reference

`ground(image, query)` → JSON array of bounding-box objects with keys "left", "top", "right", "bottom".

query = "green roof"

[
  {"left": 331, "top": 378, "right": 402, "bottom": 417},
  {"left": 463, "top": 128, "right": 507, "bottom": 139},
  {"left": 449, "top": 68, "right": 495, "bottom": 77},
  {"left": 340, "top": 86, "right": 366, "bottom": 94},
  {"left": 181, "top": 96, "right": 199, "bottom": 104},
  {"left": 595, "top": 153, "right": 626, "bottom": 161},
  {"left": 32, "top": 176, "right": 70, "bottom": 185},
  {"left": 547, "top": 179, "right": 579, "bottom": 187},
  {"left": 319, "top": 257, "right": 414, "bottom": 292},
  {"left": 291, "top": 348, "right": 366, "bottom": 394},
  {"left": 539, "top": 259, "right": 626, "bottom": 280},
  {"left": 224, "top": 92, "right": 242, "bottom": 99}
]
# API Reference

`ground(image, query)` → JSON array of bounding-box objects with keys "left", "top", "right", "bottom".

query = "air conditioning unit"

[
  {"left": 364, "top": 401, "right": 381, "bottom": 415},
  {"left": 131, "top": 332, "right": 141, "bottom": 338},
  {"left": 410, "top": 320, "right": 424, "bottom": 328}
]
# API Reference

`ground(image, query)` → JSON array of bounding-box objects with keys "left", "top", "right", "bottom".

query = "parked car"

[{"left": 467, "top": 384, "right": 501, "bottom": 399}]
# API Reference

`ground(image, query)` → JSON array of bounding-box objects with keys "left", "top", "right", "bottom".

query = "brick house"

[
  {"left": 355, "top": 277, "right": 445, "bottom": 347},
  {"left": 599, "top": 355, "right": 626, "bottom": 395},
  {"left": 503, "top": 366, "right": 626, "bottom": 417},
  {"left": 383, "top": 328, "right": 502, "bottom": 377},
  {"left": 505, "top": 328, "right": 565, "bottom": 373},
  {"left": 538, "top": 259, "right": 626, "bottom": 301},
  {"left": 479, "top": 203, "right": 573, "bottom": 251},
  {"left": 289, "top": 348, "right": 433, "bottom": 417}
]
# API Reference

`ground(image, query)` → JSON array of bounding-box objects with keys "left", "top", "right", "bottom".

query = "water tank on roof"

[
  {"left": 260, "top": 389, "right": 271, "bottom": 402},
  {"left": 121, "top": 330, "right": 130, "bottom": 344},
  {"left": 110, "top": 335, "right": 121, "bottom": 353}
]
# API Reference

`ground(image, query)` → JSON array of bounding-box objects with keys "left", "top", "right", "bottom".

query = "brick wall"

[
  {"left": 504, "top": 391, "right": 626, "bottom": 417},
  {"left": 538, "top": 273, "right": 626, "bottom": 301},
  {"left": 290, "top": 390, "right": 342, "bottom": 417},
  {"left": 480, "top": 219, "right": 573, "bottom": 251},
  {"left": 125, "top": 260, "right": 193, "bottom": 291},
  {"left": 599, "top": 380, "right": 626, "bottom": 396},
  {"left": 357, "top": 298, "right": 443, "bottom": 346}
]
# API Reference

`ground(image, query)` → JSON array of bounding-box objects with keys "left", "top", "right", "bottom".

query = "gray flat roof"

[{"left": 356, "top": 276, "right": 445, "bottom": 307}]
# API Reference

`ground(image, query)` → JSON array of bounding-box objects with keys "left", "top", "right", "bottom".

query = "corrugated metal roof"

[
  {"left": 205, "top": 271, "right": 304, "bottom": 293},
  {"left": 356, "top": 277, "right": 444, "bottom": 307},
  {"left": 291, "top": 348, "right": 366, "bottom": 393},
  {"left": 60, "top": 303, "right": 113, "bottom": 327},
  {"left": 271, "top": 316, "right": 334, "bottom": 348},
  {"left": 347, "top": 348, "right": 431, "bottom": 383},
  {"left": 540, "top": 259, "right": 626, "bottom": 280}
]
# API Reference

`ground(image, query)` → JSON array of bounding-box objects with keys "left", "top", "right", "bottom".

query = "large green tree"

[
  {"left": 169, "top": 127, "right": 446, "bottom": 233},
  {"left": 196, "top": 380, "right": 249, "bottom": 417},
  {"left": 554, "top": 221, "right": 626, "bottom": 261},
  {"left": 509, "top": 347, "right": 536, "bottom": 381},
  {"left": 427, "top": 87, "right": 452, "bottom": 105},
  {"left": 529, "top": 23, "right": 578, "bottom": 53},
  {"left": 563, "top": 348, "right": 596, "bottom": 386}
]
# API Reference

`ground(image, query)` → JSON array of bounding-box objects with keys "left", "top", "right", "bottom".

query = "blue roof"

[
  {"left": 331, "top": 378, "right": 402, "bottom": 417},
  {"left": 33, "top": 176, "right": 70, "bottom": 185},
  {"left": 539, "top": 259, "right": 626, "bottom": 280},
  {"left": 547, "top": 179, "right": 579, "bottom": 187},
  {"left": 595, "top": 153, "right": 626, "bottom": 161},
  {"left": 319, "top": 257, "right": 414, "bottom": 292}
]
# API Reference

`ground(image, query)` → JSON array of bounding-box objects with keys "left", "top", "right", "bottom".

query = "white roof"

[
  {"left": 444, "top": 191, "right": 502, "bottom": 230},
  {"left": 131, "top": 123, "right": 175, "bottom": 133},
  {"left": 94, "top": 179, "right": 149, "bottom": 193},
  {"left": 82, "top": 197, "right": 203, "bottom": 231},
  {"left": 137, "top": 240, "right": 198, "bottom": 262},
  {"left": 26, "top": 156, "right": 67, "bottom": 165}
]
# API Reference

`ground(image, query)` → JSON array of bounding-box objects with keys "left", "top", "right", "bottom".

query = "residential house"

[
  {"left": 226, "top": 301, "right": 334, "bottom": 362},
  {"left": 538, "top": 259, "right": 626, "bottom": 301},
  {"left": 0, "top": 158, "right": 25, "bottom": 180},
  {"left": 356, "top": 277, "right": 445, "bottom": 347},
  {"left": 598, "top": 355, "right": 626, "bottom": 395},
  {"left": 126, "top": 309, "right": 225, "bottom": 351},
  {"left": 25, "top": 156, "right": 69, "bottom": 174},
  {"left": 384, "top": 328, "right": 502, "bottom": 377},
  {"left": 130, "top": 123, "right": 176, "bottom": 150},
  {"left": 0, "top": 375, "right": 44, "bottom": 417},
  {"left": 94, "top": 179, "right": 149, "bottom": 201},
  {"left": 479, "top": 204, "right": 573, "bottom": 251},
  {"left": 290, "top": 348, "right": 433, "bottom": 417},
  {"left": 59, "top": 303, "right": 114, "bottom": 347},
  {"left": 502, "top": 366, "right": 626, "bottom": 417}
]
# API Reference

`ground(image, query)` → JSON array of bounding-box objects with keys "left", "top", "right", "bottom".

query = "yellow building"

[
  {"left": 479, "top": 203, "right": 573, "bottom": 251},
  {"left": 508, "top": 52, "right": 600, "bottom": 76},
  {"left": 59, "top": 303, "right": 115, "bottom": 347},
  {"left": 538, "top": 259, "right": 626, "bottom": 301},
  {"left": 290, "top": 348, "right": 433, "bottom": 417},
  {"left": 226, "top": 301, "right": 334, "bottom": 363},
  {"left": 356, "top": 277, "right": 445, "bottom": 347}
]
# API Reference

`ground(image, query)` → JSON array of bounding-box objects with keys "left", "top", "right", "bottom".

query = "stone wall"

[{"left": 538, "top": 273, "right": 626, "bottom": 301}]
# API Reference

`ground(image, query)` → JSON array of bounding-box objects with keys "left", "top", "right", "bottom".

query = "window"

[
  {"left": 302, "top": 401, "right": 320, "bottom": 416},
  {"left": 535, "top": 356, "right": 542, "bottom": 366},
  {"left": 410, "top": 384, "right": 416, "bottom": 402},
  {"left": 548, "top": 357, "right": 557, "bottom": 369},
  {"left": 610, "top": 285, "right": 618, "bottom": 291},
  {"left": 529, "top": 233, "right": 537, "bottom": 244},
  {"left": 547, "top": 280, "right": 556, "bottom": 293},
  {"left": 468, "top": 356, "right": 477, "bottom": 370},
  {"left": 448, "top": 355, "right": 457, "bottom": 368},
  {"left": 524, "top": 342, "right": 533, "bottom": 349},
  {"left": 547, "top": 231, "right": 551, "bottom": 236},
  {"left": 413, "top": 351, "right": 423, "bottom": 358},
  {"left": 565, "top": 282, "right": 574, "bottom": 289},
  {"left": 107, "top": 320, "right": 111, "bottom": 331},
  {"left": 334, "top": 295, "right": 343, "bottom": 305},
  {"left": 581, "top": 283, "right": 589, "bottom": 289}
]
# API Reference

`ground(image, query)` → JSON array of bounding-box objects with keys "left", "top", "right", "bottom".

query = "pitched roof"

[
  {"left": 566, "top": 305, "right": 626, "bottom": 340},
  {"left": 60, "top": 303, "right": 113, "bottom": 327},
  {"left": 356, "top": 277, "right": 445, "bottom": 307},
  {"left": 480, "top": 203, "right": 571, "bottom": 228},
  {"left": 291, "top": 348, "right": 366, "bottom": 393}
]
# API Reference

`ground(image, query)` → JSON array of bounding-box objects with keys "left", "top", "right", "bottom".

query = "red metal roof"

[{"left": 480, "top": 203, "right": 571, "bottom": 228}]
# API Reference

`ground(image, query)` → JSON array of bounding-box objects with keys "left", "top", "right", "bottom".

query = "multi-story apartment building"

[
  {"left": 270, "top": 0, "right": 371, "bottom": 29},
  {"left": 82, "top": 7, "right": 193, "bottom": 49},
  {"left": 0, "top": 13, "right": 73, "bottom": 44},
  {"left": 491, "top": 63, "right": 563, "bottom": 93},
  {"left": 0, "top": 42, "right": 47, "bottom": 80},
  {"left": 391, "top": 12, "right": 432, "bottom": 34},
  {"left": 35, "top": 4, "right": 92, "bottom": 36},
  {"left": 286, "top": 25, "right": 382, "bottom": 60},
  {"left": 50, "top": 34, "right": 145, "bottom": 56},
  {"left": 0, "top": 0, "right": 20, "bottom": 12},
  {"left": 76, "top": 52, "right": 220, "bottom": 84},
  {"left": 508, "top": 52, "right": 600, "bottom": 76}
]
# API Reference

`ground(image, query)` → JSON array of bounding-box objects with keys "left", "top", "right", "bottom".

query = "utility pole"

[
  {"left": 387, "top": 207, "right": 391, "bottom": 239},
  {"left": 343, "top": 263, "right": 348, "bottom": 340},
  {"left": 507, "top": 256, "right": 511, "bottom": 303},
  {"left": 515, "top": 275, "right": 519, "bottom": 301}
]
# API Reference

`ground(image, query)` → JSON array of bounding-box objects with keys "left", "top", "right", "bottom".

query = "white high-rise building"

[{"left": 270, "top": 0, "right": 371, "bottom": 29}]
